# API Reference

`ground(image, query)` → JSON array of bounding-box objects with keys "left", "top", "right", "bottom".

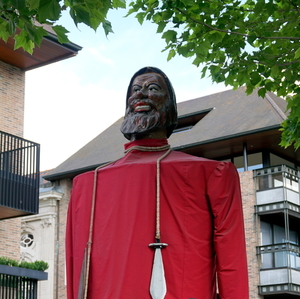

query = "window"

[
  {"left": 233, "top": 152, "right": 263, "bottom": 172},
  {"left": 173, "top": 109, "right": 213, "bottom": 134},
  {"left": 270, "top": 153, "right": 295, "bottom": 169},
  {"left": 20, "top": 233, "right": 34, "bottom": 248},
  {"left": 260, "top": 221, "right": 300, "bottom": 269}
]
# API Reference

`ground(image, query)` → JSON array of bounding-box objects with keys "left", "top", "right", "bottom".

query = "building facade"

[
  {"left": 0, "top": 28, "right": 81, "bottom": 298},
  {"left": 43, "top": 87, "right": 299, "bottom": 298},
  {"left": 0, "top": 61, "right": 26, "bottom": 259}
]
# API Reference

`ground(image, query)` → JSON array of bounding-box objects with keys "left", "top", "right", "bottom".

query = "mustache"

[{"left": 127, "top": 99, "right": 158, "bottom": 112}]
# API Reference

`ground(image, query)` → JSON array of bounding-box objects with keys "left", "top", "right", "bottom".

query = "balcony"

[
  {"left": 257, "top": 243, "right": 300, "bottom": 295},
  {"left": 254, "top": 165, "right": 300, "bottom": 216},
  {"left": 0, "top": 131, "right": 40, "bottom": 219},
  {"left": 0, "top": 265, "right": 47, "bottom": 299},
  {"left": 255, "top": 165, "right": 300, "bottom": 296}
]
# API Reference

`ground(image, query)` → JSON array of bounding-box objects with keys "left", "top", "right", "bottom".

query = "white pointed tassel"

[{"left": 149, "top": 244, "right": 168, "bottom": 299}]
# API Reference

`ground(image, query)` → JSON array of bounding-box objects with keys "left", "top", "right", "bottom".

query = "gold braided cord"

[
  {"left": 155, "top": 148, "right": 172, "bottom": 240},
  {"left": 124, "top": 144, "right": 170, "bottom": 154},
  {"left": 124, "top": 143, "right": 172, "bottom": 241},
  {"left": 83, "top": 161, "right": 115, "bottom": 299}
]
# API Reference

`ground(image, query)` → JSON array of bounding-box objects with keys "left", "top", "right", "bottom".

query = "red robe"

[{"left": 66, "top": 138, "right": 249, "bottom": 299}]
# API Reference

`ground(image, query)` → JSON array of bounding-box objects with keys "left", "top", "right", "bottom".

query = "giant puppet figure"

[{"left": 66, "top": 67, "right": 249, "bottom": 299}]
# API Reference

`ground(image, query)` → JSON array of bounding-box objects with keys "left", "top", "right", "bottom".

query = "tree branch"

[{"left": 175, "top": 7, "right": 300, "bottom": 41}]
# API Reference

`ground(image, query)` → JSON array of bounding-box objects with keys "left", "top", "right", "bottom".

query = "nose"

[{"left": 136, "top": 88, "right": 147, "bottom": 98}]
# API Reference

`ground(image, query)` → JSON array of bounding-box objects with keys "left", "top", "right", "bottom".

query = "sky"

[{"left": 24, "top": 8, "right": 230, "bottom": 171}]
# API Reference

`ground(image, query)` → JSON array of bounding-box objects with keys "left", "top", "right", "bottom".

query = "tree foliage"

[
  {"left": 1, "top": 0, "right": 299, "bottom": 149},
  {"left": 0, "top": 0, "right": 126, "bottom": 53},
  {"left": 127, "top": 0, "right": 300, "bottom": 149}
]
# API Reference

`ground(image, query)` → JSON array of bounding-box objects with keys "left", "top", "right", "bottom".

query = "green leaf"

[
  {"left": 156, "top": 21, "right": 166, "bottom": 34},
  {"left": 167, "top": 49, "right": 176, "bottom": 61},
  {"left": 52, "top": 25, "right": 70, "bottom": 43},
  {"left": 258, "top": 87, "right": 266, "bottom": 98},
  {"left": 136, "top": 12, "right": 145, "bottom": 25},
  {"left": 27, "top": 0, "right": 40, "bottom": 10},
  {"left": 271, "top": 66, "right": 280, "bottom": 78},
  {"left": 70, "top": 6, "right": 90, "bottom": 27},
  {"left": 11, "top": 0, "right": 26, "bottom": 11},
  {"left": 208, "top": 31, "right": 225, "bottom": 44},
  {"left": 14, "top": 30, "right": 35, "bottom": 54},
  {"left": 162, "top": 30, "right": 177, "bottom": 44},
  {"left": 246, "top": 85, "right": 254, "bottom": 95},
  {"left": 200, "top": 66, "right": 207, "bottom": 78},
  {"left": 112, "top": 0, "right": 126, "bottom": 9},
  {"left": 0, "top": 21, "right": 10, "bottom": 42},
  {"left": 89, "top": 9, "right": 106, "bottom": 31},
  {"left": 250, "top": 72, "right": 261, "bottom": 86},
  {"left": 37, "top": 0, "right": 61, "bottom": 22},
  {"left": 294, "top": 48, "right": 300, "bottom": 59},
  {"left": 24, "top": 23, "right": 46, "bottom": 46},
  {"left": 102, "top": 20, "right": 114, "bottom": 36},
  {"left": 8, "top": 18, "right": 16, "bottom": 36}
]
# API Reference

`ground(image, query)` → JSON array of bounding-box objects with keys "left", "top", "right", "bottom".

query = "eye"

[
  {"left": 149, "top": 85, "right": 159, "bottom": 91},
  {"left": 133, "top": 87, "right": 141, "bottom": 92}
]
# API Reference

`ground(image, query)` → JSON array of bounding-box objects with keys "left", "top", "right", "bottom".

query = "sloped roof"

[
  {"left": 171, "top": 87, "right": 285, "bottom": 146},
  {"left": 45, "top": 87, "right": 298, "bottom": 181}
]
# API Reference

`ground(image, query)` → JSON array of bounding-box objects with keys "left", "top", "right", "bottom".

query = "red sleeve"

[
  {"left": 207, "top": 162, "right": 249, "bottom": 299},
  {"left": 65, "top": 175, "right": 92, "bottom": 299}
]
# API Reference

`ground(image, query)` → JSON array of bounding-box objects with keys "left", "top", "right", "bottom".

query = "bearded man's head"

[{"left": 120, "top": 67, "right": 178, "bottom": 140}]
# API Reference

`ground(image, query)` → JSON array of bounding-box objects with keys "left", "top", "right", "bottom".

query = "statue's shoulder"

[
  {"left": 169, "top": 150, "right": 218, "bottom": 164},
  {"left": 73, "top": 170, "right": 94, "bottom": 184}
]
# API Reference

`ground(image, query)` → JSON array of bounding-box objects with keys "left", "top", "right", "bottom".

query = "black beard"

[{"left": 120, "top": 108, "right": 165, "bottom": 138}]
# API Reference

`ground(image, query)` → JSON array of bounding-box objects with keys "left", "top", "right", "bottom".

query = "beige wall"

[
  {"left": 55, "top": 179, "right": 72, "bottom": 299},
  {"left": 0, "top": 61, "right": 25, "bottom": 259}
]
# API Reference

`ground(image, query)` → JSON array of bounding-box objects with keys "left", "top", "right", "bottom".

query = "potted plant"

[{"left": 0, "top": 257, "right": 48, "bottom": 280}]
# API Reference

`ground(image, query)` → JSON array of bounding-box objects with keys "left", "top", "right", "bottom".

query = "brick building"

[
  {"left": 43, "top": 87, "right": 299, "bottom": 298},
  {"left": 0, "top": 27, "right": 81, "bottom": 297}
]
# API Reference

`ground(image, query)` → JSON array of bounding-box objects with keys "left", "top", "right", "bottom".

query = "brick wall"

[
  {"left": 0, "top": 218, "right": 22, "bottom": 258},
  {"left": 239, "top": 170, "right": 263, "bottom": 299},
  {"left": 0, "top": 60, "right": 25, "bottom": 259},
  {"left": 0, "top": 60, "right": 25, "bottom": 137}
]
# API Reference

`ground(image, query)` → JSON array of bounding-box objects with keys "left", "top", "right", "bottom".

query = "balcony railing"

[
  {"left": 257, "top": 243, "right": 300, "bottom": 295},
  {"left": 254, "top": 165, "right": 300, "bottom": 214},
  {"left": 0, "top": 265, "right": 47, "bottom": 299},
  {"left": 0, "top": 131, "right": 40, "bottom": 219}
]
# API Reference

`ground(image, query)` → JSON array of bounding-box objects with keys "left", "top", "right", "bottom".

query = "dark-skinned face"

[
  {"left": 128, "top": 73, "right": 169, "bottom": 113},
  {"left": 120, "top": 72, "right": 170, "bottom": 139}
]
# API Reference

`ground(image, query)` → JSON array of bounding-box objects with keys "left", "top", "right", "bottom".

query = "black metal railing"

[
  {"left": 257, "top": 242, "right": 300, "bottom": 255},
  {"left": 0, "top": 131, "right": 40, "bottom": 217},
  {"left": 259, "top": 283, "right": 300, "bottom": 295},
  {"left": 0, "top": 274, "right": 37, "bottom": 299},
  {"left": 257, "top": 242, "right": 300, "bottom": 270}
]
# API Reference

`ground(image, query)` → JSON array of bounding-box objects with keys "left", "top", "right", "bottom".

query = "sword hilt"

[{"left": 149, "top": 243, "right": 168, "bottom": 249}]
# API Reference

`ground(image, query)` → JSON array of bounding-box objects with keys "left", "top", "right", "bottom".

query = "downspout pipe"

[{"left": 243, "top": 142, "right": 248, "bottom": 171}]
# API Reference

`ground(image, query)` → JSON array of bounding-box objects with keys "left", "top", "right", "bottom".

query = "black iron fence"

[
  {"left": 0, "top": 131, "right": 40, "bottom": 218},
  {"left": 0, "top": 274, "right": 37, "bottom": 299},
  {"left": 0, "top": 265, "right": 48, "bottom": 299}
]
